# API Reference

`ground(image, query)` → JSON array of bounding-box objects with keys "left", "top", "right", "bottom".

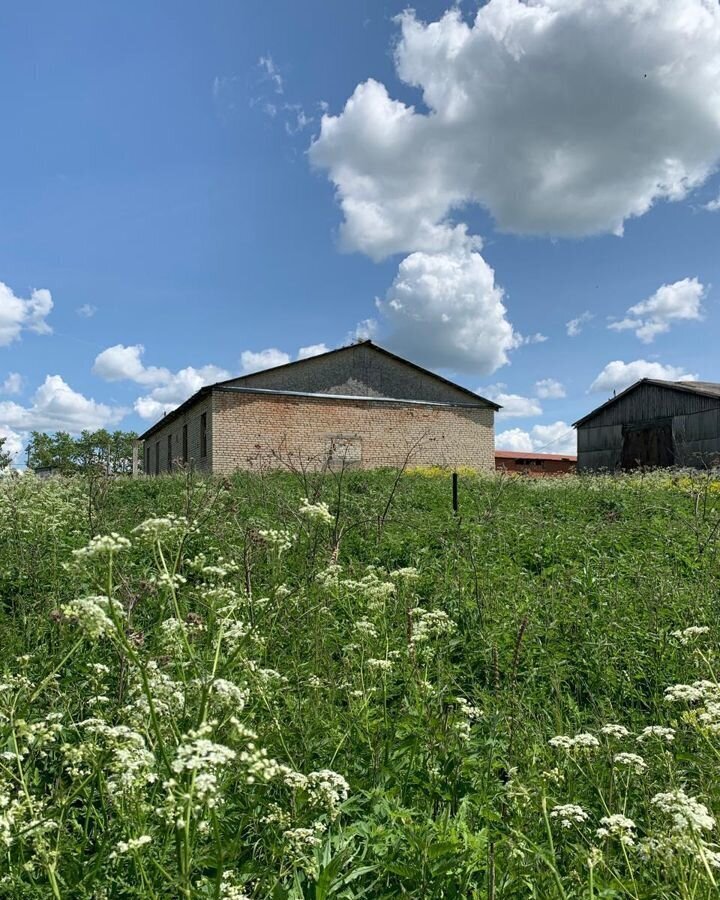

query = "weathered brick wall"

[
  {"left": 211, "top": 390, "right": 495, "bottom": 473},
  {"left": 141, "top": 396, "right": 213, "bottom": 475},
  {"left": 225, "top": 343, "right": 488, "bottom": 406}
]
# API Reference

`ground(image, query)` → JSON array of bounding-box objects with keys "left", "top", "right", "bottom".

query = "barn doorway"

[{"left": 621, "top": 422, "right": 674, "bottom": 470}]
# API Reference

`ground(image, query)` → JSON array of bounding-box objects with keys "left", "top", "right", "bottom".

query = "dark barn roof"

[
  {"left": 574, "top": 379, "right": 720, "bottom": 428},
  {"left": 139, "top": 341, "right": 500, "bottom": 441}
]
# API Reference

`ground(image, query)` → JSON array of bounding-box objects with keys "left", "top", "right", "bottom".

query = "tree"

[
  {"left": 0, "top": 437, "right": 11, "bottom": 471},
  {"left": 26, "top": 430, "right": 139, "bottom": 475}
]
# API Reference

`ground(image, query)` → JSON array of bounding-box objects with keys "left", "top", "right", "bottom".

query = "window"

[
  {"left": 167, "top": 434, "right": 172, "bottom": 472},
  {"left": 145, "top": 446, "right": 151, "bottom": 475},
  {"left": 200, "top": 412, "right": 207, "bottom": 458},
  {"left": 155, "top": 442, "right": 160, "bottom": 475},
  {"left": 182, "top": 424, "right": 188, "bottom": 464}
]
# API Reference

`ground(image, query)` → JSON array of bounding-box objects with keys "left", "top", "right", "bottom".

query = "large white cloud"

[
  {"left": 0, "top": 283, "right": 53, "bottom": 346},
  {"left": 0, "top": 426, "right": 24, "bottom": 463},
  {"left": 0, "top": 376, "right": 125, "bottom": 432},
  {"left": 378, "top": 241, "right": 520, "bottom": 373},
  {"left": 240, "top": 348, "right": 291, "bottom": 375},
  {"left": 590, "top": 359, "right": 697, "bottom": 394},
  {"left": 481, "top": 383, "right": 543, "bottom": 418},
  {"left": 608, "top": 277, "right": 706, "bottom": 343},
  {"left": 311, "top": 1, "right": 720, "bottom": 259},
  {"left": 93, "top": 344, "right": 170, "bottom": 385},
  {"left": 497, "top": 420, "right": 576, "bottom": 454}
]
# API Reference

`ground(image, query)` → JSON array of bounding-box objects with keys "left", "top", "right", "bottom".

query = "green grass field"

[{"left": 1, "top": 468, "right": 720, "bottom": 898}]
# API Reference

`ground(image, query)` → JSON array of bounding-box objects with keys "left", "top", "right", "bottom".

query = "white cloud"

[
  {"left": 76, "top": 304, "right": 97, "bottom": 318},
  {"left": 311, "top": 2, "right": 720, "bottom": 258},
  {"left": 133, "top": 365, "right": 231, "bottom": 420},
  {"left": 348, "top": 319, "right": 377, "bottom": 343},
  {"left": 589, "top": 359, "right": 697, "bottom": 394},
  {"left": 497, "top": 421, "right": 576, "bottom": 454},
  {"left": 0, "top": 376, "right": 125, "bottom": 432},
  {"left": 378, "top": 240, "right": 519, "bottom": 374},
  {"left": 703, "top": 192, "right": 720, "bottom": 211},
  {"left": 481, "top": 383, "right": 542, "bottom": 418},
  {"left": 535, "top": 378, "right": 566, "bottom": 399},
  {"left": 1, "top": 373, "right": 23, "bottom": 395},
  {"left": 297, "top": 343, "right": 329, "bottom": 360},
  {"left": 0, "top": 283, "right": 53, "bottom": 346},
  {"left": 608, "top": 277, "right": 706, "bottom": 343},
  {"left": 94, "top": 344, "right": 231, "bottom": 420},
  {"left": 0, "top": 425, "right": 24, "bottom": 463},
  {"left": 93, "top": 344, "right": 170, "bottom": 386},
  {"left": 240, "top": 349, "right": 291, "bottom": 375},
  {"left": 259, "top": 55, "right": 284, "bottom": 95},
  {"left": 566, "top": 311, "right": 594, "bottom": 337}
]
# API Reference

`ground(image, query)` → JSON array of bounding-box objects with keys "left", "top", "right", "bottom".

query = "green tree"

[
  {"left": 26, "top": 430, "right": 139, "bottom": 475},
  {"left": 0, "top": 436, "right": 11, "bottom": 471}
]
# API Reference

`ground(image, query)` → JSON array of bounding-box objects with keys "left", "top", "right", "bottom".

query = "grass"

[{"left": 1, "top": 467, "right": 720, "bottom": 898}]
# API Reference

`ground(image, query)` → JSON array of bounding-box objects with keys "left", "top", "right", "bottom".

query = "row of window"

[{"left": 145, "top": 413, "right": 207, "bottom": 474}]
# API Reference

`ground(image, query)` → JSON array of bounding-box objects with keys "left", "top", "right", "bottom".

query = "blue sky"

[{"left": 1, "top": 0, "right": 719, "bottom": 459}]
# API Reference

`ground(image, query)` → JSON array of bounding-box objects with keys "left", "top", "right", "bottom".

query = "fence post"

[{"left": 452, "top": 471, "right": 458, "bottom": 514}]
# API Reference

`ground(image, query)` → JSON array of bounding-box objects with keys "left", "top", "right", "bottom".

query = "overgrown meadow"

[{"left": 2, "top": 467, "right": 720, "bottom": 898}]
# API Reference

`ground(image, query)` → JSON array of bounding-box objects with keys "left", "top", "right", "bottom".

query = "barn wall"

[
  {"left": 211, "top": 389, "right": 495, "bottom": 473},
  {"left": 577, "top": 388, "right": 720, "bottom": 471},
  {"left": 140, "top": 396, "right": 213, "bottom": 476},
  {"left": 224, "top": 344, "right": 486, "bottom": 407}
]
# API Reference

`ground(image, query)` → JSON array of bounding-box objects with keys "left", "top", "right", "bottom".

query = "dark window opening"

[
  {"left": 145, "top": 446, "right": 150, "bottom": 475},
  {"left": 200, "top": 412, "right": 207, "bottom": 458},
  {"left": 155, "top": 442, "right": 160, "bottom": 476},
  {"left": 167, "top": 434, "right": 172, "bottom": 472},
  {"left": 182, "top": 424, "right": 188, "bottom": 464}
]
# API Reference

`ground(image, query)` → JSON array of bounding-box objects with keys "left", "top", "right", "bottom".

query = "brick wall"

[
  {"left": 211, "top": 389, "right": 495, "bottom": 473},
  {"left": 141, "top": 396, "right": 213, "bottom": 475}
]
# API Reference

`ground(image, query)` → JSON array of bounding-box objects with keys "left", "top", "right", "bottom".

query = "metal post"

[{"left": 452, "top": 471, "right": 458, "bottom": 514}]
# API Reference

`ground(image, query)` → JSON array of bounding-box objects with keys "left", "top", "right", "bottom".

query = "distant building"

[
  {"left": 575, "top": 379, "right": 720, "bottom": 471},
  {"left": 139, "top": 341, "right": 499, "bottom": 475},
  {"left": 495, "top": 450, "right": 576, "bottom": 476}
]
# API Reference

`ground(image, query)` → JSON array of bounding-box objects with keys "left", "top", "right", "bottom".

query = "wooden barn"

[{"left": 575, "top": 379, "right": 720, "bottom": 472}]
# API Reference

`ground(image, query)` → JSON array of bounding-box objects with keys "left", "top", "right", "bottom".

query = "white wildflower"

[
  {"left": 72, "top": 533, "right": 131, "bottom": 559},
  {"left": 550, "top": 804, "right": 589, "bottom": 828},
  {"left": 305, "top": 770, "right": 350, "bottom": 820},
  {"left": 613, "top": 752, "right": 647, "bottom": 774},
  {"left": 299, "top": 498, "right": 334, "bottom": 525},
  {"left": 61, "top": 595, "right": 124, "bottom": 639},
  {"left": 671, "top": 626, "right": 710, "bottom": 645},
  {"left": 601, "top": 724, "right": 630, "bottom": 738},
  {"left": 258, "top": 528, "right": 295, "bottom": 554},
  {"left": 652, "top": 789, "right": 716, "bottom": 833},
  {"left": 110, "top": 834, "right": 152, "bottom": 858},
  {"left": 597, "top": 814, "right": 637, "bottom": 846},
  {"left": 133, "top": 513, "right": 189, "bottom": 538},
  {"left": 637, "top": 726, "right": 675, "bottom": 743},
  {"left": 549, "top": 733, "right": 600, "bottom": 751}
]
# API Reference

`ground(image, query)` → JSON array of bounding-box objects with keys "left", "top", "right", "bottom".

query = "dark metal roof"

[
  {"left": 138, "top": 340, "right": 500, "bottom": 441},
  {"left": 495, "top": 450, "right": 577, "bottom": 461},
  {"left": 573, "top": 379, "right": 720, "bottom": 428}
]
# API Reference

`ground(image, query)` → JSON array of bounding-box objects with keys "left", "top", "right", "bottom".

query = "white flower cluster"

[
  {"left": 549, "top": 733, "right": 600, "bottom": 751},
  {"left": 61, "top": 595, "right": 124, "bottom": 639},
  {"left": 671, "top": 625, "right": 710, "bottom": 645},
  {"left": 366, "top": 658, "right": 393, "bottom": 673},
  {"left": 110, "top": 834, "right": 152, "bottom": 858},
  {"left": 652, "top": 789, "right": 716, "bottom": 834},
  {"left": 283, "top": 822, "right": 326, "bottom": 853},
  {"left": 72, "top": 533, "right": 131, "bottom": 560},
  {"left": 597, "top": 814, "right": 637, "bottom": 846},
  {"left": 342, "top": 570, "right": 396, "bottom": 608},
  {"left": 353, "top": 618, "right": 378, "bottom": 639},
  {"left": 258, "top": 528, "right": 295, "bottom": 554},
  {"left": 637, "top": 725, "right": 675, "bottom": 743},
  {"left": 211, "top": 678, "right": 249, "bottom": 711},
  {"left": 126, "top": 662, "right": 185, "bottom": 727},
  {"left": 82, "top": 721, "right": 157, "bottom": 797},
  {"left": 219, "top": 870, "right": 251, "bottom": 900},
  {"left": 132, "top": 514, "right": 189, "bottom": 539},
  {"left": 600, "top": 723, "right": 630, "bottom": 738},
  {"left": 411, "top": 608, "right": 456, "bottom": 645},
  {"left": 299, "top": 498, "right": 334, "bottom": 525},
  {"left": 391, "top": 567, "right": 420, "bottom": 581},
  {"left": 169, "top": 726, "right": 236, "bottom": 810},
  {"left": 305, "top": 769, "right": 350, "bottom": 820},
  {"left": 550, "top": 804, "right": 589, "bottom": 828},
  {"left": 613, "top": 752, "right": 647, "bottom": 774}
]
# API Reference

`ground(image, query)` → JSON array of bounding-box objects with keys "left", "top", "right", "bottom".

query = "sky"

[{"left": 1, "top": 0, "right": 720, "bottom": 462}]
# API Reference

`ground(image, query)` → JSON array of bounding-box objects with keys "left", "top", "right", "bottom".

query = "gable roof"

[
  {"left": 573, "top": 379, "right": 720, "bottom": 428},
  {"left": 139, "top": 340, "right": 499, "bottom": 441}
]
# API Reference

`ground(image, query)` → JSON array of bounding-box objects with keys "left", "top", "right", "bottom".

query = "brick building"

[
  {"left": 495, "top": 450, "right": 576, "bottom": 476},
  {"left": 138, "top": 341, "right": 499, "bottom": 475}
]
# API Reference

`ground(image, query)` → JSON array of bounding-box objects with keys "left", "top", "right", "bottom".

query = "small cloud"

[
  {"left": 0, "top": 282, "right": 53, "bottom": 346},
  {"left": 496, "top": 421, "right": 576, "bottom": 454},
  {"left": 240, "top": 348, "right": 291, "bottom": 375},
  {"left": 607, "top": 277, "right": 705, "bottom": 343},
  {"left": 589, "top": 359, "right": 697, "bottom": 394},
  {"left": 703, "top": 192, "right": 720, "bottom": 212},
  {"left": 1, "top": 373, "right": 23, "bottom": 395},
  {"left": 348, "top": 319, "right": 377, "bottom": 343},
  {"left": 535, "top": 378, "right": 566, "bottom": 399},
  {"left": 479, "top": 383, "right": 542, "bottom": 419},
  {"left": 297, "top": 343, "right": 329, "bottom": 360},
  {"left": 566, "top": 311, "right": 593, "bottom": 337},
  {"left": 76, "top": 304, "right": 97, "bottom": 318},
  {"left": 259, "top": 55, "right": 284, "bottom": 95}
]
